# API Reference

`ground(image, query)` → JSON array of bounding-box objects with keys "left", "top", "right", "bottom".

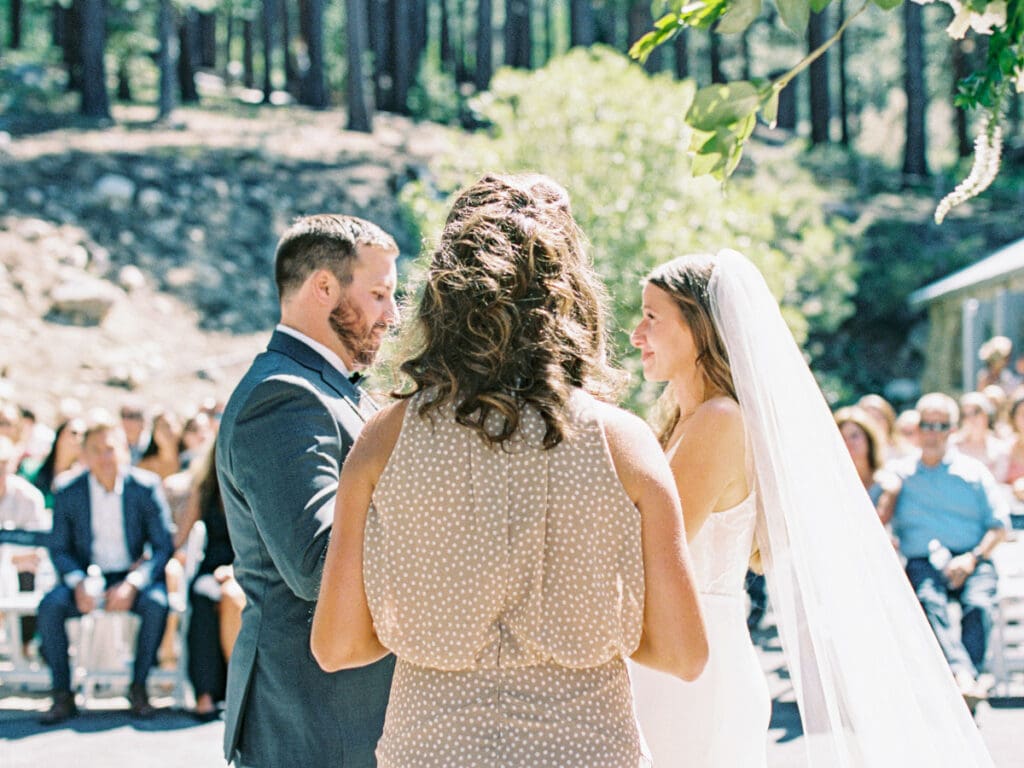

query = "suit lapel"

[
  {"left": 78, "top": 476, "right": 94, "bottom": 568},
  {"left": 267, "top": 330, "right": 373, "bottom": 422}
]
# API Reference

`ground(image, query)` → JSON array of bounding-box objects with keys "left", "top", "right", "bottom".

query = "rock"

[
  {"left": 137, "top": 188, "right": 164, "bottom": 215},
  {"left": 118, "top": 265, "right": 147, "bottom": 292},
  {"left": 93, "top": 174, "right": 136, "bottom": 210},
  {"left": 15, "top": 218, "right": 52, "bottom": 241},
  {"left": 48, "top": 278, "right": 123, "bottom": 325},
  {"left": 66, "top": 245, "right": 90, "bottom": 270},
  {"left": 25, "top": 188, "right": 44, "bottom": 206}
]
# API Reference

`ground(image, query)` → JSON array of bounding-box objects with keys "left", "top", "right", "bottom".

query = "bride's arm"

[
  {"left": 310, "top": 401, "right": 405, "bottom": 672},
  {"left": 603, "top": 406, "right": 708, "bottom": 681}
]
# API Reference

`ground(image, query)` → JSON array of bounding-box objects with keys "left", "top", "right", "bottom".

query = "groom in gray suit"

[{"left": 217, "top": 215, "right": 400, "bottom": 767}]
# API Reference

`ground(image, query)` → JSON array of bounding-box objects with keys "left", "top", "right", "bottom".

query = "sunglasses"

[
  {"left": 919, "top": 421, "right": 952, "bottom": 432},
  {"left": 121, "top": 412, "right": 144, "bottom": 420}
]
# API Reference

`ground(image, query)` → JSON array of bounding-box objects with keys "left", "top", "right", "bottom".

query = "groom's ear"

[{"left": 308, "top": 269, "right": 341, "bottom": 307}]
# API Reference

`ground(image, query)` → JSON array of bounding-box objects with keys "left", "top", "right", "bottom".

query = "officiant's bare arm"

[
  {"left": 602, "top": 404, "right": 708, "bottom": 682},
  {"left": 311, "top": 401, "right": 407, "bottom": 672}
]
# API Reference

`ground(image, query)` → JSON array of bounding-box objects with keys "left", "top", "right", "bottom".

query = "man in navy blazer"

[
  {"left": 217, "top": 215, "right": 399, "bottom": 767},
  {"left": 38, "top": 418, "right": 174, "bottom": 724}
]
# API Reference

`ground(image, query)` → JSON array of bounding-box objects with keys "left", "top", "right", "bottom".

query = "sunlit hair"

[
  {"left": 643, "top": 254, "right": 737, "bottom": 447},
  {"left": 397, "top": 172, "right": 625, "bottom": 448},
  {"left": 915, "top": 392, "right": 959, "bottom": 427},
  {"left": 834, "top": 406, "right": 884, "bottom": 473}
]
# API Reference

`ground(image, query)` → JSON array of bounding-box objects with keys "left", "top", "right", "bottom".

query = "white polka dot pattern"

[{"left": 363, "top": 389, "right": 647, "bottom": 766}]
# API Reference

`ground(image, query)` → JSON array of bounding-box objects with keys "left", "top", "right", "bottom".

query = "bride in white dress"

[{"left": 627, "top": 251, "right": 995, "bottom": 767}]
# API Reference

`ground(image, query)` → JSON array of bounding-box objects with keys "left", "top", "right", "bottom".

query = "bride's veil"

[{"left": 708, "top": 249, "right": 994, "bottom": 767}]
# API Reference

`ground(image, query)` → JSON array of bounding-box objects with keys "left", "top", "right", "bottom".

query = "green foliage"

[
  {"left": 400, "top": 47, "right": 857, "bottom": 406},
  {"left": 408, "top": 54, "right": 463, "bottom": 125}
]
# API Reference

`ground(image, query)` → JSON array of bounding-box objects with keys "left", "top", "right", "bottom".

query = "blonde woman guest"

[
  {"left": 312, "top": 173, "right": 708, "bottom": 768},
  {"left": 893, "top": 409, "right": 922, "bottom": 458},
  {"left": 858, "top": 393, "right": 899, "bottom": 461},
  {"left": 138, "top": 410, "right": 183, "bottom": 480}
]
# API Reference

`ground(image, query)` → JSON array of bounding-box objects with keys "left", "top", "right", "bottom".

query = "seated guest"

[
  {"left": 119, "top": 399, "right": 149, "bottom": 466},
  {"left": 138, "top": 410, "right": 183, "bottom": 480},
  {"left": 30, "top": 418, "right": 86, "bottom": 508},
  {"left": 175, "top": 444, "right": 243, "bottom": 721},
  {"left": 37, "top": 418, "right": 174, "bottom": 724},
  {"left": 0, "top": 436, "right": 49, "bottom": 657},
  {"left": 178, "top": 411, "right": 213, "bottom": 471},
  {"left": 835, "top": 406, "right": 885, "bottom": 502},
  {"left": 857, "top": 393, "right": 898, "bottom": 461},
  {"left": 887, "top": 392, "right": 1009, "bottom": 711},
  {"left": 951, "top": 391, "right": 1008, "bottom": 479},
  {"left": 1002, "top": 395, "right": 1024, "bottom": 499},
  {"left": 893, "top": 409, "right": 921, "bottom": 458}
]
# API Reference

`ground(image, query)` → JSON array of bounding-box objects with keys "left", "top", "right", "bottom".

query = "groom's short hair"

[{"left": 274, "top": 214, "right": 398, "bottom": 300}]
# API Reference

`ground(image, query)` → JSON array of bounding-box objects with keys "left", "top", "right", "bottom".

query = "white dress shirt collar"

[{"left": 276, "top": 324, "right": 353, "bottom": 379}]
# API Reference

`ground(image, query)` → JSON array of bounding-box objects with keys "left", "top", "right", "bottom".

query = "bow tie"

[{"left": 348, "top": 371, "right": 364, "bottom": 385}]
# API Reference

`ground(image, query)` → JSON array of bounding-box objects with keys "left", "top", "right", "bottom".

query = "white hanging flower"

[
  {"left": 935, "top": 122, "right": 1003, "bottom": 224},
  {"left": 944, "top": 0, "right": 1006, "bottom": 39}
]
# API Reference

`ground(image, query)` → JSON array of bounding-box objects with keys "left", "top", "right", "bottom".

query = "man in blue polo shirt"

[{"left": 888, "top": 392, "right": 1009, "bottom": 710}]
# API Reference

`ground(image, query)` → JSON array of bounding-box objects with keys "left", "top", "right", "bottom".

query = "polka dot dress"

[{"left": 364, "top": 390, "right": 648, "bottom": 767}]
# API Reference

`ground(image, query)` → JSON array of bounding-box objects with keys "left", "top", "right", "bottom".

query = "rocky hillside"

[{"left": 0, "top": 106, "right": 448, "bottom": 423}]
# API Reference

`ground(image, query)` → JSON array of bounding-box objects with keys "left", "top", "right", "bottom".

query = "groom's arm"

[{"left": 231, "top": 375, "right": 348, "bottom": 602}]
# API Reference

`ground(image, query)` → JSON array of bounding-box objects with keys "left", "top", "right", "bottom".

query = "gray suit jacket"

[{"left": 216, "top": 330, "right": 394, "bottom": 767}]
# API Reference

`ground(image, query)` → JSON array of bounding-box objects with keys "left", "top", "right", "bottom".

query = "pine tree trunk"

[
  {"left": 281, "top": 0, "right": 299, "bottom": 95},
  {"left": 570, "top": 0, "right": 594, "bottom": 46},
  {"left": 261, "top": 0, "right": 276, "bottom": 103},
  {"left": 224, "top": 10, "right": 234, "bottom": 81},
  {"left": 838, "top": 0, "right": 850, "bottom": 146},
  {"left": 504, "top": 0, "right": 531, "bottom": 69},
  {"left": 808, "top": 9, "right": 830, "bottom": 145},
  {"left": 64, "top": 0, "right": 84, "bottom": 93},
  {"left": 628, "top": 1, "right": 661, "bottom": 71},
  {"left": 673, "top": 29, "right": 688, "bottom": 79},
  {"left": 243, "top": 18, "right": 255, "bottom": 88},
  {"left": 298, "top": 0, "right": 327, "bottom": 107},
  {"left": 116, "top": 57, "right": 131, "bottom": 101},
  {"left": 345, "top": 0, "right": 373, "bottom": 131},
  {"left": 952, "top": 39, "right": 970, "bottom": 157},
  {"left": 709, "top": 31, "right": 723, "bottom": 84},
  {"left": 157, "top": 0, "right": 177, "bottom": 120},
  {"left": 475, "top": 0, "right": 493, "bottom": 91},
  {"left": 542, "top": 0, "right": 553, "bottom": 63},
  {"left": 179, "top": 8, "right": 200, "bottom": 102},
  {"left": 593, "top": 4, "right": 616, "bottom": 45},
  {"left": 368, "top": 0, "right": 392, "bottom": 110},
  {"left": 10, "top": 0, "right": 22, "bottom": 48},
  {"left": 198, "top": 11, "right": 217, "bottom": 68},
  {"left": 902, "top": 0, "right": 928, "bottom": 177},
  {"left": 454, "top": 0, "right": 470, "bottom": 82},
  {"left": 79, "top": 0, "right": 110, "bottom": 118},
  {"left": 440, "top": 0, "right": 454, "bottom": 69},
  {"left": 390, "top": 0, "right": 412, "bottom": 113}
]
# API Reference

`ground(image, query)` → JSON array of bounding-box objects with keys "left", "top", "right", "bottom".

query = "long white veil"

[{"left": 708, "top": 249, "right": 994, "bottom": 767}]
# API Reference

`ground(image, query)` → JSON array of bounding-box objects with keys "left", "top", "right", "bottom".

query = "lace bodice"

[{"left": 688, "top": 493, "right": 758, "bottom": 596}]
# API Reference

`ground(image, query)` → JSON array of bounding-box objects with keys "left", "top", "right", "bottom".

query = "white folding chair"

[{"left": 988, "top": 533, "right": 1024, "bottom": 696}]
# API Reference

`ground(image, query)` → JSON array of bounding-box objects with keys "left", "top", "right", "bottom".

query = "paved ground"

[{"left": 1, "top": 625, "right": 1021, "bottom": 767}]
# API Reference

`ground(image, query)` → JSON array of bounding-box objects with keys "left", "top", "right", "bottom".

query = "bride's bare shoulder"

[{"left": 679, "top": 396, "right": 745, "bottom": 458}]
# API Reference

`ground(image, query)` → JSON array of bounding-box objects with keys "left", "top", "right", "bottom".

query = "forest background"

[{"left": 1, "top": 0, "right": 1023, "bottom": 415}]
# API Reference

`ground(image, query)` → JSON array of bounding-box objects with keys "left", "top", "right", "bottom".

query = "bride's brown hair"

[
  {"left": 644, "top": 254, "right": 737, "bottom": 447},
  {"left": 397, "top": 173, "right": 625, "bottom": 448}
]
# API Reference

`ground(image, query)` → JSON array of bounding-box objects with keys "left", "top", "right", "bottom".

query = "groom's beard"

[{"left": 329, "top": 298, "right": 388, "bottom": 369}]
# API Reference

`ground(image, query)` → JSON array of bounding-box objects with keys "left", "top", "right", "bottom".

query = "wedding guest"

[
  {"left": 218, "top": 213, "right": 401, "bottom": 767},
  {"left": 858, "top": 393, "right": 898, "bottom": 460},
  {"left": 951, "top": 391, "right": 1008, "bottom": 479},
  {"left": 174, "top": 444, "right": 244, "bottom": 722},
  {"left": 893, "top": 409, "right": 922, "bottom": 457},
  {"left": 1002, "top": 395, "right": 1024, "bottom": 498},
  {"left": 30, "top": 417, "right": 86, "bottom": 507},
  {"left": 835, "top": 406, "right": 886, "bottom": 501},
  {"left": 37, "top": 418, "right": 174, "bottom": 724},
  {"left": 119, "top": 399, "right": 149, "bottom": 465},
  {"left": 312, "top": 173, "right": 708, "bottom": 767},
  {"left": 138, "top": 410, "right": 183, "bottom": 479},
  {"left": 0, "top": 436, "right": 49, "bottom": 657},
  {"left": 976, "top": 335, "right": 1020, "bottom": 394},
  {"left": 178, "top": 411, "right": 213, "bottom": 470},
  {"left": 888, "top": 392, "right": 1009, "bottom": 711},
  {"left": 627, "top": 252, "right": 995, "bottom": 766},
  {"left": 981, "top": 384, "right": 1014, "bottom": 439}
]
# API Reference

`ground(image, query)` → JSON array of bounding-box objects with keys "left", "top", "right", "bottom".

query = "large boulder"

[{"left": 48, "top": 277, "right": 124, "bottom": 326}]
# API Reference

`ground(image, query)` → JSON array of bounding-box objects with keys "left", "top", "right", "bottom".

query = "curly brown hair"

[
  {"left": 397, "top": 173, "right": 625, "bottom": 448},
  {"left": 644, "top": 254, "right": 737, "bottom": 446}
]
